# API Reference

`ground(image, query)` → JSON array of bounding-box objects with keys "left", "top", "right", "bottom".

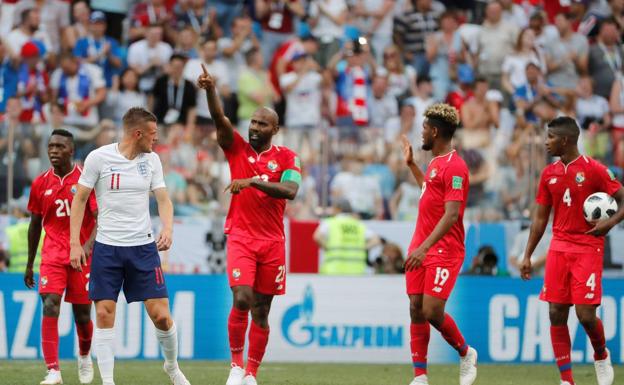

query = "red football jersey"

[
  {"left": 536, "top": 156, "right": 622, "bottom": 253},
  {"left": 223, "top": 131, "right": 301, "bottom": 241},
  {"left": 27, "top": 166, "right": 97, "bottom": 265},
  {"left": 408, "top": 151, "right": 469, "bottom": 261}
]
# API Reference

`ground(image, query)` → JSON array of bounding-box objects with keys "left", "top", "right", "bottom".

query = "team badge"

[
  {"left": 607, "top": 168, "right": 616, "bottom": 181},
  {"left": 267, "top": 160, "right": 278, "bottom": 172},
  {"left": 70, "top": 184, "right": 78, "bottom": 195},
  {"left": 430, "top": 168, "right": 437, "bottom": 178},
  {"left": 248, "top": 156, "right": 256, "bottom": 163},
  {"left": 575, "top": 172, "right": 585, "bottom": 184},
  {"left": 137, "top": 162, "right": 149, "bottom": 177},
  {"left": 41, "top": 276, "right": 48, "bottom": 286},
  {"left": 232, "top": 268, "right": 241, "bottom": 279},
  {"left": 549, "top": 178, "right": 557, "bottom": 184}
]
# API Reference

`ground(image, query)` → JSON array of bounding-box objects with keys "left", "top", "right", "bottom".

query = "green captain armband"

[{"left": 281, "top": 169, "right": 302, "bottom": 185}]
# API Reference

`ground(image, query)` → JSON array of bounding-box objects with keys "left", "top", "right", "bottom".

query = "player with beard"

[
  {"left": 400, "top": 104, "right": 477, "bottom": 385},
  {"left": 197, "top": 64, "right": 301, "bottom": 385}
]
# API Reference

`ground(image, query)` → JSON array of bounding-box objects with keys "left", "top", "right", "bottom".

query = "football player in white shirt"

[{"left": 69, "top": 107, "right": 190, "bottom": 385}]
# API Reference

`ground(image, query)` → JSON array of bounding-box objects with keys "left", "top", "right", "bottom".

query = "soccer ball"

[{"left": 583, "top": 192, "right": 618, "bottom": 222}]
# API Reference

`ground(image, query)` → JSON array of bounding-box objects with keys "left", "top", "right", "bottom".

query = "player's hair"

[
  {"left": 50, "top": 129, "right": 74, "bottom": 147},
  {"left": 547, "top": 116, "right": 580, "bottom": 141},
  {"left": 424, "top": 103, "right": 460, "bottom": 140},
  {"left": 122, "top": 107, "right": 157, "bottom": 131}
]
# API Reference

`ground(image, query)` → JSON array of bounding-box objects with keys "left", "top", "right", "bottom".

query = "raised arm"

[
  {"left": 520, "top": 203, "right": 551, "bottom": 280},
  {"left": 197, "top": 64, "right": 234, "bottom": 149},
  {"left": 401, "top": 135, "right": 425, "bottom": 187}
]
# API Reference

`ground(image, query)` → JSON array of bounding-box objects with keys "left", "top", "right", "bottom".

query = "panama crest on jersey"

[
  {"left": 267, "top": 160, "right": 278, "bottom": 172},
  {"left": 232, "top": 268, "right": 241, "bottom": 280},
  {"left": 575, "top": 172, "right": 585, "bottom": 184},
  {"left": 70, "top": 184, "right": 78, "bottom": 195}
]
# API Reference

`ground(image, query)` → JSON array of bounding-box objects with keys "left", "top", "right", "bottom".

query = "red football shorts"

[
  {"left": 39, "top": 260, "right": 91, "bottom": 304},
  {"left": 405, "top": 255, "right": 462, "bottom": 300},
  {"left": 226, "top": 234, "right": 286, "bottom": 295},
  {"left": 540, "top": 249, "right": 603, "bottom": 305}
]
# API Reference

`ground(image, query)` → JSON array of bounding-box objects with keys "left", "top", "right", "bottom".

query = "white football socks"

[
  {"left": 156, "top": 322, "right": 179, "bottom": 371},
  {"left": 94, "top": 327, "right": 115, "bottom": 384}
]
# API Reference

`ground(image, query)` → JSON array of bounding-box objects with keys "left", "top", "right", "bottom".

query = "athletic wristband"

[{"left": 281, "top": 169, "right": 302, "bottom": 185}]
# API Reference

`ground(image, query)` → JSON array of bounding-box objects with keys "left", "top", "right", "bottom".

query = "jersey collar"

[
  {"left": 51, "top": 164, "right": 78, "bottom": 185},
  {"left": 429, "top": 149, "right": 456, "bottom": 165}
]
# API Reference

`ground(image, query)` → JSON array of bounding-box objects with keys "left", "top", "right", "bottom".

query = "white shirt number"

[
  {"left": 562, "top": 188, "right": 571, "bottom": 207},
  {"left": 586, "top": 273, "right": 596, "bottom": 291},
  {"left": 55, "top": 199, "right": 71, "bottom": 217},
  {"left": 434, "top": 267, "right": 450, "bottom": 286}
]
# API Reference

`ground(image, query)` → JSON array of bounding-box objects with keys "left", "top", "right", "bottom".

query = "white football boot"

[
  {"left": 164, "top": 363, "right": 191, "bottom": 385},
  {"left": 242, "top": 375, "right": 258, "bottom": 385},
  {"left": 594, "top": 348, "right": 614, "bottom": 385},
  {"left": 40, "top": 369, "right": 63, "bottom": 384},
  {"left": 226, "top": 365, "right": 245, "bottom": 385},
  {"left": 409, "top": 374, "right": 429, "bottom": 384},
  {"left": 459, "top": 347, "right": 478, "bottom": 385},
  {"left": 78, "top": 355, "right": 94, "bottom": 384},
  {"left": 560, "top": 382, "right": 572, "bottom": 385}
]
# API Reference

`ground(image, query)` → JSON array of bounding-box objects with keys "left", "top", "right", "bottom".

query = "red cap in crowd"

[{"left": 21, "top": 42, "right": 40, "bottom": 58}]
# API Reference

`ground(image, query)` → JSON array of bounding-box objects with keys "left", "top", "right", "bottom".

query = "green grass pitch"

[{"left": 1, "top": 360, "right": 619, "bottom": 385}]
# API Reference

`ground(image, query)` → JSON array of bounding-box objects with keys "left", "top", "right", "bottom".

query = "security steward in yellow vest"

[
  {"left": 314, "top": 199, "right": 380, "bottom": 275},
  {"left": 6, "top": 220, "right": 42, "bottom": 273}
]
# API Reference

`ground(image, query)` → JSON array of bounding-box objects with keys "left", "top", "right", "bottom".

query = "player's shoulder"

[
  {"left": 87, "top": 143, "right": 116, "bottom": 159},
  {"left": 31, "top": 168, "right": 53, "bottom": 188},
  {"left": 447, "top": 150, "right": 468, "bottom": 171},
  {"left": 275, "top": 144, "right": 299, "bottom": 164}
]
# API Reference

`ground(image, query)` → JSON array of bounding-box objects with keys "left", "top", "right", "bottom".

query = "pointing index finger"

[{"left": 201, "top": 63, "right": 208, "bottom": 75}]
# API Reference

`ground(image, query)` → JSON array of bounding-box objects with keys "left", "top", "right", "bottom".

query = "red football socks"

[
  {"left": 435, "top": 314, "right": 468, "bottom": 356},
  {"left": 551, "top": 325, "right": 574, "bottom": 384},
  {"left": 582, "top": 318, "right": 607, "bottom": 361},
  {"left": 228, "top": 307, "right": 249, "bottom": 368},
  {"left": 410, "top": 322, "right": 430, "bottom": 377},
  {"left": 75, "top": 320, "right": 93, "bottom": 356},
  {"left": 42, "top": 316, "right": 60, "bottom": 370},
  {"left": 246, "top": 321, "right": 269, "bottom": 377}
]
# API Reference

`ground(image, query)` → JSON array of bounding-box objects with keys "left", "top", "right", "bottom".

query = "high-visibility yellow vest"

[
  {"left": 319, "top": 215, "right": 367, "bottom": 275},
  {"left": 6, "top": 221, "right": 42, "bottom": 273}
]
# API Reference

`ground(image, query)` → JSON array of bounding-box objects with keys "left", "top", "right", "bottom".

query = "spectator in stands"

[
  {"left": 589, "top": 18, "right": 623, "bottom": 98},
  {"left": 151, "top": 53, "right": 197, "bottom": 130},
  {"left": 610, "top": 0, "right": 624, "bottom": 38},
  {"left": 0, "top": 98, "right": 33, "bottom": 201},
  {"left": 576, "top": 76, "right": 610, "bottom": 160},
  {"left": 405, "top": 76, "right": 435, "bottom": 136},
  {"left": 255, "top": 0, "right": 306, "bottom": 66},
  {"left": 50, "top": 53, "right": 107, "bottom": 129},
  {"left": 108, "top": 68, "right": 148, "bottom": 126},
  {"left": 501, "top": 28, "right": 545, "bottom": 97},
  {"left": 361, "top": 144, "right": 396, "bottom": 208},
  {"left": 461, "top": 77, "right": 497, "bottom": 150},
  {"left": 16, "top": 42, "right": 49, "bottom": 124},
  {"left": 352, "top": 0, "right": 395, "bottom": 64},
  {"left": 381, "top": 44, "right": 417, "bottom": 102},
  {"left": 475, "top": 1, "right": 518, "bottom": 91},
  {"left": 545, "top": 12, "right": 589, "bottom": 91},
  {"left": 237, "top": 47, "right": 275, "bottom": 136},
  {"left": 314, "top": 198, "right": 381, "bottom": 275},
  {"left": 508, "top": 219, "right": 551, "bottom": 277},
  {"left": 65, "top": 1, "right": 91, "bottom": 49},
  {"left": 461, "top": 146, "right": 491, "bottom": 220},
  {"left": 175, "top": 27, "right": 200, "bottom": 60},
  {"left": 279, "top": 52, "right": 323, "bottom": 154},
  {"left": 369, "top": 73, "right": 399, "bottom": 131},
  {"left": 130, "top": 0, "right": 175, "bottom": 43},
  {"left": 218, "top": 15, "right": 259, "bottom": 97},
  {"left": 389, "top": 169, "right": 421, "bottom": 221},
  {"left": 426, "top": 10, "right": 463, "bottom": 102},
  {"left": 513, "top": 62, "right": 560, "bottom": 129},
  {"left": 527, "top": 11, "right": 558, "bottom": 49},
  {"left": 0, "top": 40, "right": 20, "bottom": 114},
  {"left": 501, "top": 0, "right": 528, "bottom": 29},
  {"left": 446, "top": 64, "right": 474, "bottom": 112},
  {"left": 127, "top": 24, "right": 173, "bottom": 93},
  {"left": 609, "top": 68, "right": 624, "bottom": 170},
  {"left": 308, "top": 0, "right": 347, "bottom": 68},
  {"left": 5, "top": 8, "right": 51, "bottom": 61},
  {"left": 393, "top": 0, "right": 440, "bottom": 77},
  {"left": 14, "top": 0, "right": 70, "bottom": 55},
  {"left": 175, "top": 0, "right": 221, "bottom": 40},
  {"left": 89, "top": 0, "right": 130, "bottom": 43},
  {"left": 287, "top": 165, "right": 319, "bottom": 220},
  {"left": 331, "top": 154, "right": 384, "bottom": 219},
  {"left": 73, "top": 11, "right": 123, "bottom": 89}
]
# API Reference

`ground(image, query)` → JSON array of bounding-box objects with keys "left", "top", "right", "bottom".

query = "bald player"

[
  {"left": 522, "top": 117, "right": 624, "bottom": 385},
  {"left": 197, "top": 65, "right": 301, "bottom": 385}
]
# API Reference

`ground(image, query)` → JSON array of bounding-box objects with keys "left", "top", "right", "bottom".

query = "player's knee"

[
  {"left": 73, "top": 309, "right": 91, "bottom": 324},
  {"left": 422, "top": 306, "right": 443, "bottom": 327},
  {"left": 43, "top": 302, "right": 60, "bottom": 317},
  {"left": 151, "top": 312, "right": 171, "bottom": 330},
  {"left": 409, "top": 301, "right": 425, "bottom": 323},
  {"left": 96, "top": 306, "right": 115, "bottom": 324},
  {"left": 232, "top": 292, "right": 253, "bottom": 311},
  {"left": 548, "top": 306, "right": 568, "bottom": 325}
]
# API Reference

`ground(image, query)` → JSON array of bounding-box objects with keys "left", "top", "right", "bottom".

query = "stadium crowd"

[{"left": 1, "top": 0, "right": 624, "bottom": 225}]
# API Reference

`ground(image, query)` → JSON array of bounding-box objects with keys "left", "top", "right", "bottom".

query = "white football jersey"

[{"left": 79, "top": 143, "right": 166, "bottom": 246}]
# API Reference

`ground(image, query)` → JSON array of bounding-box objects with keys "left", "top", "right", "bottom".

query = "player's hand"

[
  {"left": 156, "top": 228, "right": 173, "bottom": 251},
  {"left": 225, "top": 178, "right": 253, "bottom": 194},
  {"left": 82, "top": 239, "right": 95, "bottom": 257},
  {"left": 197, "top": 64, "right": 216, "bottom": 90},
  {"left": 24, "top": 267, "right": 35, "bottom": 289},
  {"left": 70, "top": 242, "right": 87, "bottom": 271},
  {"left": 401, "top": 135, "right": 415, "bottom": 166},
  {"left": 404, "top": 246, "right": 426, "bottom": 272},
  {"left": 520, "top": 257, "right": 532, "bottom": 280},
  {"left": 585, "top": 219, "right": 614, "bottom": 236}
]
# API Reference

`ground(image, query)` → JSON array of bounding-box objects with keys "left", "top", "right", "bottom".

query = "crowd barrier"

[{"left": 1, "top": 274, "right": 623, "bottom": 364}]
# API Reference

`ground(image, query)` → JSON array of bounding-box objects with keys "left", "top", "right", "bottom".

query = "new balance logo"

[
  {"left": 110, "top": 173, "right": 121, "bottom": 190},
  {"left": 432, "top": 286, "right": 442, "bottom": 293},
  {"left": 44, "top": 189, "right": 53, "bottom": 196},
  {"left": 585, "top": 293, "right": 595, "bottom": 299}
]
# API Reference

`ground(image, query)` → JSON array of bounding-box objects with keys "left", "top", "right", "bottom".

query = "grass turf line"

[{"left": 0, "top": 360, "right": 618, "bottom": 385}]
